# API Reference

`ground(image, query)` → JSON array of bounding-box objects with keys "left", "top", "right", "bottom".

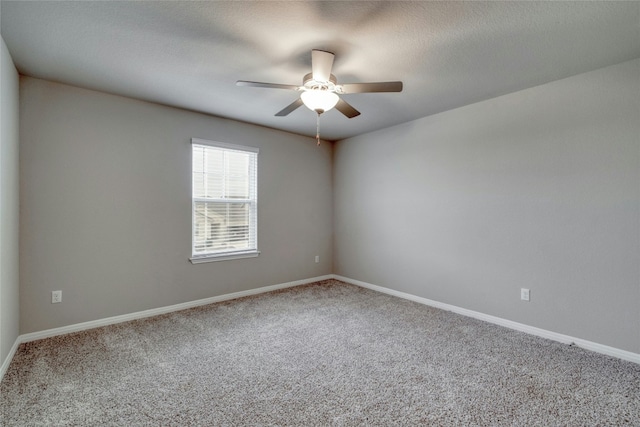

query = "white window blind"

[{"left": 191, "top": 138, "right": 258, "bottom": 262}]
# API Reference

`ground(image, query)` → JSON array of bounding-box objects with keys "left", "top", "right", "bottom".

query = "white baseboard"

[
  {"left": 334, "top": 274, "right": 640, "bottom": 365},
  {"left": 0, "top": 336, "right": 22, "bottom": 382},
  {"left": 0, "top": 274, "right": 334, "bottom": 382}
]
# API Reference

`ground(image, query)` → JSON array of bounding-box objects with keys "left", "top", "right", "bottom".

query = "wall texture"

[
  {"left": 19, "top": 78, "right": 333, "bottom": 334},
  {"left": 1, "top": 38, "right": 20, "bottom": 366},
  {"left": 334, "top": 59, "right": 640, "bottom": 353}
]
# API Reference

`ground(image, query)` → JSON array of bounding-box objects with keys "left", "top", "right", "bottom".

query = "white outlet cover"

[
  {"left": 521, "top": 288, "right": 530, "bottom": 301},
  {"left": 52, "top": 290, "right": 62, "bottom": 303}
]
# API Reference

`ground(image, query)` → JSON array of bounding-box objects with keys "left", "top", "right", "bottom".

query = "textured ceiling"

[{"left": 2, "top": 1, "right": 639, "bottom": 141}]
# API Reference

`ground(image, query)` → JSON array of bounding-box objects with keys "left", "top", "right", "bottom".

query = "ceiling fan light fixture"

[
  {"left": 300, "top": 90, "right": 339, "bottom": 114},
  {"left": 237, "top": 49, "right": 402, "bottom": 121}
]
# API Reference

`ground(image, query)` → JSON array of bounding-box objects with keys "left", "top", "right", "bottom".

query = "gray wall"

[
  {"left": 334, "top": 59, "right": 640, "bottom": 353},
  {"left": 1, "top": 38, "right": 20, "bottom": 365},
  {"left": 20, "top": 77, "right": 333, "bottom": 334}
]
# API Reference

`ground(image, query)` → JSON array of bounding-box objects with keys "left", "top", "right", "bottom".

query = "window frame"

[{"left": 190, "top": 138, "right": 259, "bottom": 264}]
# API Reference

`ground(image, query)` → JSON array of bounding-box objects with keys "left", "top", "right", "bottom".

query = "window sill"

[{"left": 190, "top": 250, "right": 260, "bottom": 264}]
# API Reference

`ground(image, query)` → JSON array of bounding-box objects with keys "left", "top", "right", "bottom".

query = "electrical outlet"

[
  {"left": 520, "top": 288, "right": 530, "bottom": 302},
  {"left": 315, "top": 255, "right": 320, "bottom": 263},
  {"left": 52, "top": 290, "right": 62, "bottom": 304}
]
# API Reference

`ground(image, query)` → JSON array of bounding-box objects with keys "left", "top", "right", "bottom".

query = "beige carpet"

[{"left": 1, "top": 279, "right": 639, "bottom": 425}]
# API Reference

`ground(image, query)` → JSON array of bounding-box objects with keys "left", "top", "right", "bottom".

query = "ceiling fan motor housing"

[{"left": 302, "top": 73, "right": 341, "bottom": 93}]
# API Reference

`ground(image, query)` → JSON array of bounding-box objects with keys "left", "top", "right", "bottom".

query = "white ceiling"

[{"left": 1, "top": 1, "right": 639, "bottom": 141}]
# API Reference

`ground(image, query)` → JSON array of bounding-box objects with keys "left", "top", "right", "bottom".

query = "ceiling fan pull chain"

[{"left": 316, "top": 112, "right": 321, "bottom": 146}]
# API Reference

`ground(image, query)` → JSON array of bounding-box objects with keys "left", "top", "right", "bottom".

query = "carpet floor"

[{"left": 1, "top": 279, "right": 639, "bottom": 426}]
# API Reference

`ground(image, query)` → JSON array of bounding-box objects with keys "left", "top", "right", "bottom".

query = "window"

[{"left": 190, "top": 138, "right": 258, "bottom": 263}]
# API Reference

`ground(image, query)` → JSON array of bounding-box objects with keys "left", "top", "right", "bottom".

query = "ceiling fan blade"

[
  {"left": 335, "top": 98, "right": 361, "bottom": 118},
  {"left": 275, "top": 98, "right": 304, "bottom": 116},
  {"left": 311, "top": 50, "right": 334, "bottom": 82},
  {"left": 341, "top": 81, "right": 403, "bottom": 93},
  {"left": 236, "top": 80, "right": 299, "bottom": 90}
]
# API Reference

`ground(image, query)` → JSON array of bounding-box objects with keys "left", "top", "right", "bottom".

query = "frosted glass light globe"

[{"left": 301, "top": 90, "right": 339, "bottom": 113}]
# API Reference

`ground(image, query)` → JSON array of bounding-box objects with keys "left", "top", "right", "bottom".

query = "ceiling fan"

[{"left": 236, "top": 49, "right": 403, "bottom": 142}]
